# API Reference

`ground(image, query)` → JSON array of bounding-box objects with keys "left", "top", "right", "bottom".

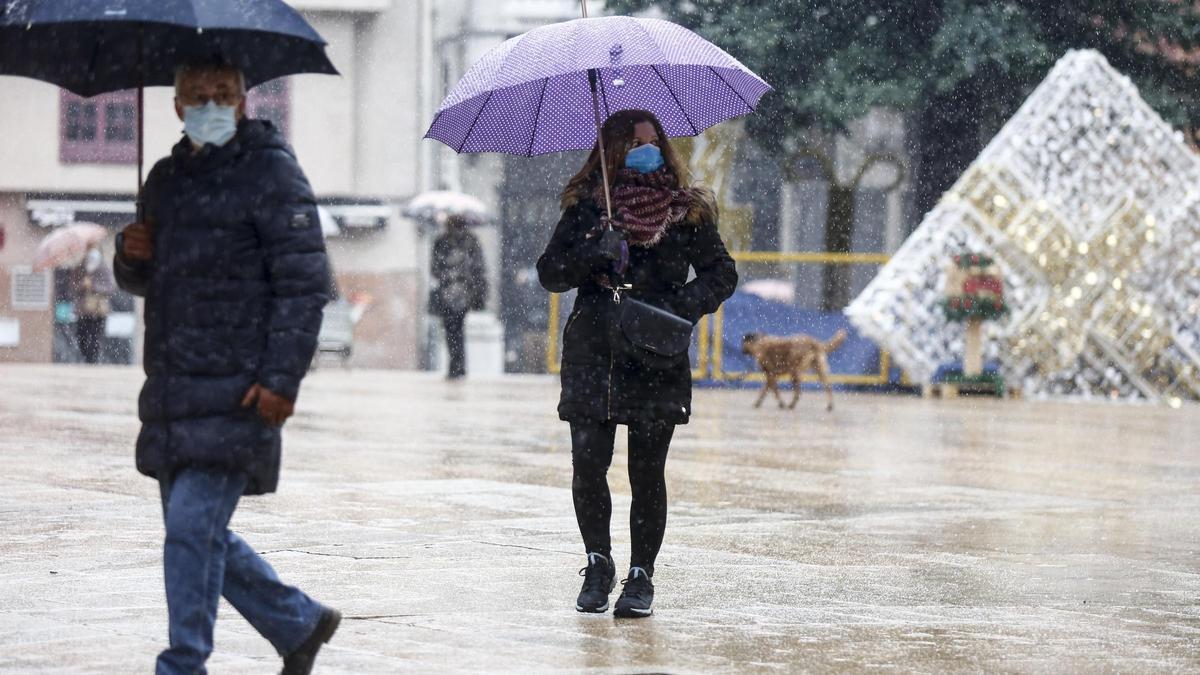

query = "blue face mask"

[
  {"left": 625, "top": 143, "right": 665, "bottom": 174},
  {"left": 183, "top": 101, "right": 238, "bottom": 148}
]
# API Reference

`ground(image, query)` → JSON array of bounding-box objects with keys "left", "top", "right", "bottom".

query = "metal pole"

[
  {"left": 136, "top": 27, "right": 145, "bottom": 223},
  {"left": 587, "top": 69, "right": 613, "bottom": 222},
  {"left": 580, "top": 0, "right": 588, "bottom": 18}
]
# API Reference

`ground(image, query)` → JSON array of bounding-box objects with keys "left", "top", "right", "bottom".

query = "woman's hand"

[{"left": 595, "top": 230, "right": 626, "bottom": 261}]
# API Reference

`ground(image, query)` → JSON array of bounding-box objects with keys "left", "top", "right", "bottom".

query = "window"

[
  {"left": 60, "top": 90, "right": 137, "bottom": 164},
  {"left": 11, "top": 266, "right": 51, "bottom": 310},
  {"left": 247, "top": 78, "right": 290, "bottom": 139},
  {"left": 59, "top": 80, "right": 290, "bottom": 163}
]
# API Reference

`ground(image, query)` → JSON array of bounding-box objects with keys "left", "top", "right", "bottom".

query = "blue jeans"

[{"left": 156, "top": 468, "right": 322, "bottom": 675}]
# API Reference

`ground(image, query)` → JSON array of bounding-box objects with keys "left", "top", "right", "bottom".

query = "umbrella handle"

[{"left": 587, "top": 69, "right": 613, "bottom": 225}]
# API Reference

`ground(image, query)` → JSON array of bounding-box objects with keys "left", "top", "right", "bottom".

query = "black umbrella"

[{"left": 0, "top": 0, "right": 338, "bottom": 215}]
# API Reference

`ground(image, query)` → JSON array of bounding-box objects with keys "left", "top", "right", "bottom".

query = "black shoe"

[
  {"left": 281, "top": 607, "right": 341, "bottom": 675},
  {"left": 613, "top": 567, "right": 654, "bottom": 618},
  {"left": 575, "top": 552, "right": 616, "bottom": 613}
]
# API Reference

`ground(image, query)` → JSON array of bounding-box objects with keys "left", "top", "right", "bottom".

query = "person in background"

[
  {"left": 430, "top": 214, "right": 488, "bottom": 379},
  {"left": 74, "top": 245, "right": 115, "bottom": 364}
]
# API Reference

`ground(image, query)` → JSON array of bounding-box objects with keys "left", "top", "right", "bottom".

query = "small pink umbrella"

[{"left": 33, "top": 223, "right": 108, "bottom": 272}]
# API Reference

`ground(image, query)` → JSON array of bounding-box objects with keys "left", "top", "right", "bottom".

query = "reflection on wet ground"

[{"left": 0, "top": 365, "right": 1197, "bottom": 672}]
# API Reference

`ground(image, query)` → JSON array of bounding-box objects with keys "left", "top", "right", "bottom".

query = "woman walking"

[
  {"left": 538, "top": 109, "right": 737, "bottom": 617},
  {"left": 430, "top": 214, "right": 488, "bottom": 379}
]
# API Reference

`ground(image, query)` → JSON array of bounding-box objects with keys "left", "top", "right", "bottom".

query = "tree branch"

[{"left": 851, "top": 153, "right": 907, "bottom": 193}]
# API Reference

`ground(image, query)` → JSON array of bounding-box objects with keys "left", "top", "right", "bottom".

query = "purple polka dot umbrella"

[{"left": 425, "top": 15, "right": 771, "bottom": 159}]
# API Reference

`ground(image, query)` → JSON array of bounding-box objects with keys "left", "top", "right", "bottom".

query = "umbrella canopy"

[
  {"left": 425, "top": 15, "right": 771, "bottom": 157},
  {"left": 0, "top": 0, "right": 337, "bottom": 96},
  {"left": 0, "top": 0, "right": 338, "bottom": 214},
  {"left": 403, "top": 191, "right": 490, "bottom": 224},
  {"left": 740, "top": 279, "right": 795, "bottom": 304},
  {"left": 33, "top": 222, "right": 108, "bottom": 272}
]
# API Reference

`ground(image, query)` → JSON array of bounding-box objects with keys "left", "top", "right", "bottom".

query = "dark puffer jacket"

[
  {"left": 114, "top": 119, "right": 329, "bottom": 495},
  {"left": 538, "top": 197, "right": 737, "bottom": 425},
  {"left": 430, "top": 228, "right": 487, "bottom": 317}
]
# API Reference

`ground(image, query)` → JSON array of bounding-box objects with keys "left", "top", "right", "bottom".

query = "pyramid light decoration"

[{"left": 846, "top": 50, "right": 1200, "bottom": 404}]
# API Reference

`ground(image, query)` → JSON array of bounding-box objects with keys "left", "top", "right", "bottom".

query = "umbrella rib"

[
  {"left": 707, "top": 66, "right": 754, "bottom": 114},
  {"left": 424, "top": 111, "right": 442, "bottom": 139},
  {"left": 526, "top": 77, "right": 549, "bottom": 157},
  {"left": 651, "top": 65, "right": 697, "bottom": 136},
  {"left": 457, "top": 90, "right": 495, "bottom": 153}
]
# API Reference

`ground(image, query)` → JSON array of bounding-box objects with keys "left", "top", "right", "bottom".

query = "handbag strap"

[{"left": 610, "top": 245, "right": 631, "bottom": 305}]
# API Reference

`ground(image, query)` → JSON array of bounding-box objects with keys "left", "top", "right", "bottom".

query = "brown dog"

[{"left": 740, "top": 330, "right": 848, "bottom": 411}]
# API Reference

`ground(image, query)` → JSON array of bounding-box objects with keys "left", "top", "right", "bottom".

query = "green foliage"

[
  {"left": 607, "top": 0, "right": 1200, "bottom": 151},
  {"left": 943, "top": 296, "right": 1008, "bottom": 321}
]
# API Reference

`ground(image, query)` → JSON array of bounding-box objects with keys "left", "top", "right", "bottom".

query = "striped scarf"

[{"left": 593, "top": 167, "right": 694, "bottom": 247}]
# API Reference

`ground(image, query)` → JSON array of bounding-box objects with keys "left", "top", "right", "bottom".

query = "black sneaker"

[
  {"left": 613, "top": 567, "right": 654, "bottom": 618},
  {"left": 281, "top": 606, "right": 341, "bottom": 675},
  {"left": 575, "top": 552, "right": 616, "bottom": 613}
]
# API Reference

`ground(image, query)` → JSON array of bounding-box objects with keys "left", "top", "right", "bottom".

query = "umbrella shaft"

[
  {"left": 136, "top": 27, "right": 145, "bottom": 224},
  {"left": 137, "top": 85, "right": 144, "bottom": 221},
  {"left": 587, "top": 69, "right": 613, "bottom": 223},
  {"left": 579, "top": 0, "right": 589, "bottom": 18}
]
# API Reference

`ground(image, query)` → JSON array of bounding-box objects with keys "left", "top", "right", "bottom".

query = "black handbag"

[{"left": 615, "top": 297, "right": 693, "bottom": 364}]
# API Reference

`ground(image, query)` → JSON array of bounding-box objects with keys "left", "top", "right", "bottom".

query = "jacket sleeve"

[
  {"left": 469, "top": 235, "right": 488, "bottom": 307},
  {"left": 430, "top": 235, "right": 448, "bottom": 285},
  {"left": 112, "top": 249, "right": 148, "bottom": 297},
  {"left": 251, "top": 149, "right": 330, "bottom": 402},
  {"left": 671, "top": 215, "right": 739, "bottom": 323},
  {"left": 537, "top": 203, "right": 608, "bottom": 293},
  {"left": 112, "top": 162, "right": 166, "bottom": 297}
]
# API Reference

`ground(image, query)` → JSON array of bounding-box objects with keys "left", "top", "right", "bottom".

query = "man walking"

[{"left": 114, "top": 60, "right": 338, "bottom": 675}]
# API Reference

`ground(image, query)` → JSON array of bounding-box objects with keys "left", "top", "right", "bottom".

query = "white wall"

[
  {"left": 0, "top": 13, "right": 360, "bottom": 198},
  {"left": 292, "top": 14, "right": 357, "bottom": 196},
  {"left": 0, "top": 80, "right": 180, "bottom": 194},
  {"left": 352, "top": 0, "right": 426, "bottom": 198}
]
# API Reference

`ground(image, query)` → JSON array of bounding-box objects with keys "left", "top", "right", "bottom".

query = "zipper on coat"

[
  {"left": 606, "top": 293, "right": 620, "bottom": 420},
  {"left": 606, "top": 350, "right": 615, "bottom": 421}
]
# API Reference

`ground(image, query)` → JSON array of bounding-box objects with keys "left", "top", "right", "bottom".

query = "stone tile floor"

[{"left": 1, "top": 364, "right": 1197, "bottom": 673}]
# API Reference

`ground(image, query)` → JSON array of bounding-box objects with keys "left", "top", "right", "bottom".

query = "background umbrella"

[
  {"left": 424, "top": 2, "right": 770, "bottom": 217},
  {"left": 32, "top": 222, "right": 108, "bottom": 272},
  {"left": 403, "top": 191, "right": 490, "bottom": 225},
  {"left": 741, "top": 279, "right": 796, "bottom": 305},
  {"left": 0, "top": 0, "right": 338, "bottom": 215}
]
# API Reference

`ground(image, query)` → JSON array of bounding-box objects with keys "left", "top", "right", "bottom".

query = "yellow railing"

[{"left": 545, "top": 250, "right": 893, "bottom": 385}]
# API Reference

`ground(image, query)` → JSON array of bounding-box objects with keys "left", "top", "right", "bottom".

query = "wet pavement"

[{"left": 1, "top": 363, "right": 1198, "bottom": 673}]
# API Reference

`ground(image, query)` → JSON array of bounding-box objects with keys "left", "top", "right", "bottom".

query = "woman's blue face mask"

[{"left": 625, "top": 143, "right": 665, "bottom": 174}]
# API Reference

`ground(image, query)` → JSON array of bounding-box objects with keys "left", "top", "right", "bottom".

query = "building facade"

[
  {"left": 1, "top": 0, "right": 912, "bottom": 372},
  {"left": 0, "top": 0, "right": 433, "bottom": 368}
]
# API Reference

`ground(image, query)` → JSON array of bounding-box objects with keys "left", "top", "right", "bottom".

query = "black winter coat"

[
  {"left": 430, "top": 228, "right": 487, "bottom": 317},
  {"left": 114, "top": 120, "right": 329, "bottom": 495},
  {"left": 538, "top": 198, "right": 737, "bottom": 425}
]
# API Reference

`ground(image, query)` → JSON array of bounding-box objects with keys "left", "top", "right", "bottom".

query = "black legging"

[
  {"left": 76, "top": 316, "right": 106, "bottom": 364},
  {"left": 570, "top": 419, "right": 675, "bottom": 577}
]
